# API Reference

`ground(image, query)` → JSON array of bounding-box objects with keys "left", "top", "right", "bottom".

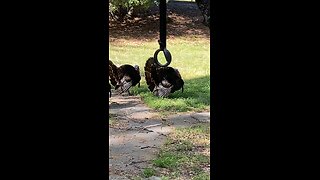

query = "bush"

[{"left": 109, "top": 0, "right": 157, "bottom": 21}]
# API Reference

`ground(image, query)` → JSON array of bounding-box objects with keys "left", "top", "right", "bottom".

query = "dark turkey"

[
  {"left": 108, "top": 82, "right": 112, "bottom": 98},
  {"left": 195, "top": 0, "right": 210, "bottom": 28},
  {"left": 109, "top": 60, "right": 141, "bottom": 95},
  {"left": 144, "top": 57, "right": 184, "bottom": 97}
]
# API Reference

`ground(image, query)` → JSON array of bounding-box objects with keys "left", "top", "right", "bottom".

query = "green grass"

[
  {"left": 153, "top": 152, "right": 182, "bottom": 169},
  {"left": 109, "top": 37, "right": 210, "bottom": 112},
  {"left": 151, "top": 124, "right": 210, "bottom": 179},
  {"left": 142, "top": 168, "right": 156, "bottom": 178},
  {"left": 109, "top": 114, "right": 116, "bottom": 125},
  {"left": 193, "top": 172, "right": 210, "bottom": 180}
]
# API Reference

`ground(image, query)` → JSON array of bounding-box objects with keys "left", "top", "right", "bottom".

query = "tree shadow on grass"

[{"left": 109, "top": 1, "right": 210, "bottom": 42}]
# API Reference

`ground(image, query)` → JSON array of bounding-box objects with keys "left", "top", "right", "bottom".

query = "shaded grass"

[{"left": 109, "top": 37, "right": 210, "bottom": 112}]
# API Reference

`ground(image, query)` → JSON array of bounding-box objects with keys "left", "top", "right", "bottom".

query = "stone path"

[{"left": 109, "top": 91, "right": 210, "bottom": 180}]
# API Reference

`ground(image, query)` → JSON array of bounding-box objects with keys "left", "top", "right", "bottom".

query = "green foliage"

[
  {"left": 142, "top": 168, "right": 156, "bottom": 178},
  {"left": 109, "top": 0, "right": 155, "bottom": 20},
  {"left": 110, "top": 0, "right": 153, "bottom": 10},
  {"left": 153, "top": 152, "right": 181, "bottom": 169}
]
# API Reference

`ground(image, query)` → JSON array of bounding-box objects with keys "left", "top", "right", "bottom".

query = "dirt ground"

[{"left": 109, "top": 1, "right": 210, "bottom": 42}]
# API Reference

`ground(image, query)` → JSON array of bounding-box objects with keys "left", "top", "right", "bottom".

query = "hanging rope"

[{"left": 153, "top": 0, "right": 172, "bottom": 67}]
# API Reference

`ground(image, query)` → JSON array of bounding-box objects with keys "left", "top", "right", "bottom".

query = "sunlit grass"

[{"left": 109, "top": 37, "right": 210, "bottom": 112}]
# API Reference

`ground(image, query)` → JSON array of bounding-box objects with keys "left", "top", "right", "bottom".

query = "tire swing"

[{"left": 144, "top": 0, "right": 184, "bottom": 98}]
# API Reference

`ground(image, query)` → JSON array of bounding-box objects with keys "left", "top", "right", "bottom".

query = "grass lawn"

[{"left": 109, "top": 37, "right": 210, "bottom": 113}]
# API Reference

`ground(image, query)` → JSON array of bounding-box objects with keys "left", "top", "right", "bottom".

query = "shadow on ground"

[{"left": 109, "top": 96, "right": 141, "bottom": 110}]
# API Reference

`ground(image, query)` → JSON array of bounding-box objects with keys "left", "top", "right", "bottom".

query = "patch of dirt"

[
  {"left": 109, "top": 90, "right": 210, "bottom": 179},
  {"left": 109, "top": 1, "right": 210, "bottom": 43}
]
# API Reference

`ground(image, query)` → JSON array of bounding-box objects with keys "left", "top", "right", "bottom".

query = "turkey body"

[
  {"left": 108, "top": 82, "right": 112, "bottom": 97},
  {"left": 144, "top": 57, "right": 184, "bottom": 97},
  {"left": 109, "top": 60, "right": 141, "bottom": 95}
]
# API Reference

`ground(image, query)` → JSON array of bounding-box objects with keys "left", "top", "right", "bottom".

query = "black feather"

[
  {"left": 108, "top": 82, "right": 112, "bottom": 98},
  {"left": 144, "top": 57, "right": 184, "bottom": 97},
  {"left": 109, "top": 60, "right": 141, "bottom": 95}
]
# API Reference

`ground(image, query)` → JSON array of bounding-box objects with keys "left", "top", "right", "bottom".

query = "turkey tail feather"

[
  {"left": 109, "top": 60, "right": 119, "bottom": 87},
  {"left": 144, "top": 57, "right": 157, "bottom": 92}
]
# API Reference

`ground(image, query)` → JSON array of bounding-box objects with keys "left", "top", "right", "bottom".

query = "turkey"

[
  {"left": 144, "top": 57, "right": 184, "bottom": 97},
  {"left": 109, "top": 60, "right": 141, "bottom": 95},
  {"left": 108, "top": 82, "right": 112, "bottom": 98},
  {"left": 195, "top": 0, "right": 210, "bottom": 28}
]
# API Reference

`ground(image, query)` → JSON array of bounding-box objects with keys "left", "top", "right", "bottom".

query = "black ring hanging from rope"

[{"left": 153, "top": 0, "right": 172, "bottom": 67}]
